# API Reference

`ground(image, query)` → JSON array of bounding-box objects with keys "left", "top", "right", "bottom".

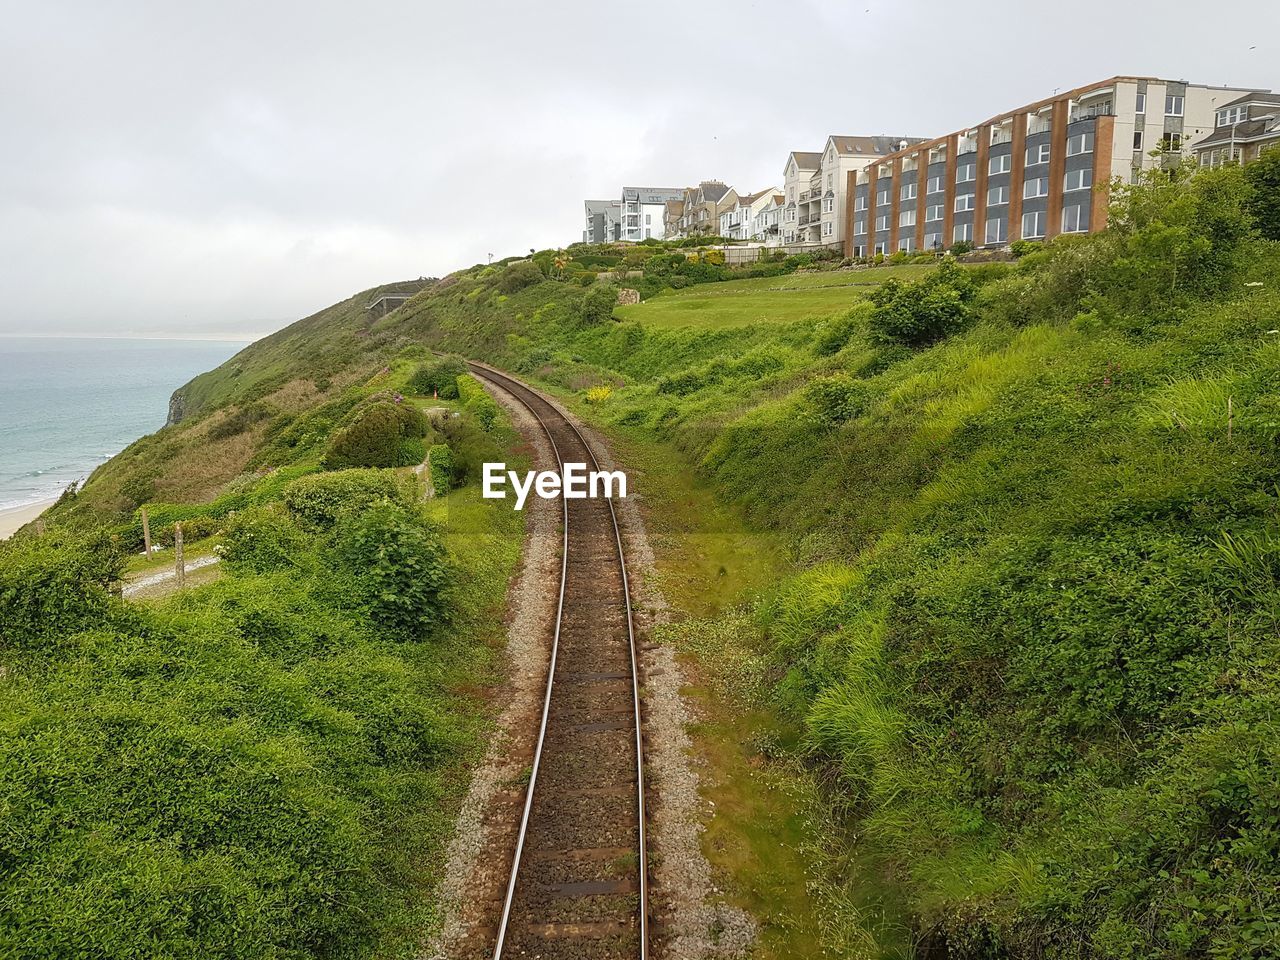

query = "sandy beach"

[{"left": 0, "top": 498, "right": 57, "bottom": 540}]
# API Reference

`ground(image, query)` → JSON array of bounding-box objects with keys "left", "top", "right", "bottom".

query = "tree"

[
  {"left": 1245, "top": 145, "right": 1280, "bottom": 241},
  {"left": 580, "top": 282, "right": 619, "bottom": 324}
]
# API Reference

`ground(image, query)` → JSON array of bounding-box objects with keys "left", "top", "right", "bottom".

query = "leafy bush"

[
  {"left": 0, "top": 531, "right": 123, "bottom": 649},
  {"left": 220, "top": 504, "right": 310, "bottom": 572},
  {"left": 408, "top": 356, "right": 467, "bottom": 399},
  {"left": 868, "top": 259, "right": 975, "bottom": 346},
  {"left": 334, "top": 501, "right": 450, "bottom": 639},
  {"left": 496, "top": 259, "right": 544, "bottom": 293},
  {"left": 323, "top": 401, "right": 428, "bottom": 469},
  {"left": 585, "top": 385, "right": 612, "bottom": 404},
  {"left": 805, "top": 374, "right": 870, "bottom": 424},
  {"left": 1245, "top": 144, "right": 1280, "bottom": 241},
  {"left": 456, "top": 374, "right": 499, "bottom": 431},
  {"left": 580, "top": 282, "right": 619, "bottom": 324},
  {"left": 282, "top": 469, "right": 407, "bottom": 529},
  {"left": 428, "top": 444, "right": 451, "bottom": 495}
]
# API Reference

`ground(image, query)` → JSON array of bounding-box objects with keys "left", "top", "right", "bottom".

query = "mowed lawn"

[{"left": 615, "top": 263, "right": 939, "bottom": 328}]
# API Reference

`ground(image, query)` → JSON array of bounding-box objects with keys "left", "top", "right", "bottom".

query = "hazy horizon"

[{"left": 1, "top": 0, "right": 1275, "bottom": 340}]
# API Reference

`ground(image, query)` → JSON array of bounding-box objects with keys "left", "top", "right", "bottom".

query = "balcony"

[
  {"left": 798, "top": 214, "right": 812, "bottom": 226},
  {"left": 799, "top": 191, "right": 810, "bottom": 202},
  {"left": 1070, "top": 104, "right": 1114, "bottom": 122}
]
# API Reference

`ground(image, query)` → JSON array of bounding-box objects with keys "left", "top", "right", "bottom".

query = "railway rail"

[{"left": 466, "top": 362, "right": 648, "bottom": 960}]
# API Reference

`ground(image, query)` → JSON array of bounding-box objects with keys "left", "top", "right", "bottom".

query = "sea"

[{"left": 0, "top": 338, "right": 251, "bottom": 511}]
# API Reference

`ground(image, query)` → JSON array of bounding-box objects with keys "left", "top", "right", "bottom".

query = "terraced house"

[
  {"left": 674, "top": 180, "right": 733, "bottom": 237},
  {"left": 619, "top": 186, "right": 684, "bottom": 241},
  {"left": 845, "top": 76, "right": 1266, "bottom": 258}
]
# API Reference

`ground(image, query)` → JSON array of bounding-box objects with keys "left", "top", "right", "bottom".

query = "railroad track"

[{"left": 466, "top": 362, "right": 648, "bottom": 960}]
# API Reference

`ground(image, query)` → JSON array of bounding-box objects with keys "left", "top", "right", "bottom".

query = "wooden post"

[
  {"left": 141, "top": 507, "right": 153, "bottom": 560},
  {"left": 174, "top": 523, "right": 185, "bottom": 590}
]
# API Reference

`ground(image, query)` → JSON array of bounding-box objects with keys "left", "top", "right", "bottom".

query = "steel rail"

[{"left": 469, "top": 361, "right": 648, "bottom": 960}]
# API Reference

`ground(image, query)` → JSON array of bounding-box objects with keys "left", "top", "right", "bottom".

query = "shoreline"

[{"left": 0, "top": 498, "right": 58, "bottom": 540}]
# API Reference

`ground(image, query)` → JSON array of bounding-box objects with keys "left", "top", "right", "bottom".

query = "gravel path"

[{"left": 122, "top": 556, "right": 221, "bottom": 597}]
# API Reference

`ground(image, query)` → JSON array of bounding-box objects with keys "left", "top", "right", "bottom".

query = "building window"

[
  {"left": 827, "top": 173, "right": 833, "bottom": 189},
  {"left": 824, "top": 198, "right": 834, "bottom": 212},
  {"left": 874, "top": 242, "right": 886, "bottom": 256},
  {"left": 985, "top": 217, "right": 1007, "bottom": 244},
  {"left": 1160, "top": 132, "right": 1183, "bottom": 152},
  {"left": 1026, "top": 143, "right": 1051, "bottom": 166},
  {"left": 926, "top": 204, "right": 944, "bottom": 222},
  {"left": 1024, "top": 177, "right": 1049, "bottom": 199},
  {"left": 927, "top": 176, "right": 943, "bottom": 194},
  {"left": 953, "top": 222, "right": 972, "bottom": 243},
  {"left": 1062, "top": 205, "right": 1087, "bottom": 233},
  {"left": 957, "top": 162, "right": 976, "bottom": 183},
  {"left": 955, "top": 193, "right": 975, "bottom": 212},
  {"left": 1217, "top": 106, "right": 1247, "bottom": 127},
  {"left": 1133, "top": 131, "right": 1143, "bottom": 151},
  {"left": 877, "top": 190, "right": 890, "bottom": 206},
  {"left": 900, "top": 209, "right": 917, "bottom": 227},
  {"left": 898, "top": 237, "right": 914, "bottom": 252},
  {"left": 901, "top": 183, "right": 917, "bottom": 201},
  {"left": 855, "top": 219, "right": 866, "bottom": 235},
  {"left": 875, "top": 215, "right": 888, "bottom": 231},
  {"left": 856, "top": 195, "right": 868, "bottom": 211},
  {"left": 1022, "top": 210, "right": 1046, "bottom": 238},
  {"left": 988, "top": 185, "right": 1009, "bottom": 206},
  {"left": 823, "top": 221, "right": 833, "bottom": 237},
  {"left": 925, "top": 232, "right": 943, "bottom": 251},
  {"left": 1136, "top": 91, "right": 1146, "bottom": 114},
  {"left": 989, "top": 154, "right": 1011, "bottom": 175},
  {"left": 1066, "top": 132, "right": 1095, "bottom": 156},
  {"left": 1166, "top": 94, "right": 1184, "bottom": 116},
  {"left": 645, "top": 214, "right": 651, "bottom": 224},
  {"left": 1064, "top": 169, "right": 1093, "bottom": 192}
]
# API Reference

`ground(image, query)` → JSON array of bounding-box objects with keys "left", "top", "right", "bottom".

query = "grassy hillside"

[{"left": 386, "top": 163, "right": 1280, "bottom": 956}]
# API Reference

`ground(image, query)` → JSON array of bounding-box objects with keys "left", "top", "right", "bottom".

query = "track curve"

[{"left": 467, "top": 362, "right": 648, "bottom": 960}]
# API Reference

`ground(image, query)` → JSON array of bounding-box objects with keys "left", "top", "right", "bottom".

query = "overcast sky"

[{"left": 0, "top": 0, "right": 1274, "bottom": 339}]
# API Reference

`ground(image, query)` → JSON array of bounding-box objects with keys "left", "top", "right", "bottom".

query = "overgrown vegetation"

[{"left": 392, "top": 160, "right": 1280, "bottom": 957}]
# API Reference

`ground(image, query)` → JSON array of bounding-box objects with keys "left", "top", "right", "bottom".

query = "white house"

[
  {"left": 719, "top": 188, "right": 783, "bottom": 242},
  {"left": 750, "top": 193, "right": 785, "bottom": 246},
  {"left": 620, "top": 186, "right": 685, "bottom": 241}
]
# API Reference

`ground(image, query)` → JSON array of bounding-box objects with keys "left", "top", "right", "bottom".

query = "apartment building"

[
  {"left": 620, "top": 186, "right": 684, "bottom": 241},
  {"left": 782, "top": 137, "right": 925, "bottom": 247},
  {"left": 1192, "top": 91, "right": 1280, "bottom": 168},
  {"left": 845, "top": 76, "right": 1265, "bottom": 258},
  {"left": 583, "top": 199, "right": 621, "bottom": 243}
]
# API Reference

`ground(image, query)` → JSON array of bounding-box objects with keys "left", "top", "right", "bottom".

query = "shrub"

[
  {"left": 0, "top": 531, "right": 123, "bottom": 649},
  {"left": 585, "top": 385, "right": 612, "bottom": 404},
  {"left": 580, "top": 282, "right": 619, "bottom": 324},
  {"left": 334, "top": 501, "right": 450, "bottom": 639},
  {"left": 282, "top": 469, "right": 407, "bottom": 529},
  {"left": 950, "top": 240, "right": 974, "bottom": 255},
  {"left": 1009, "top": 238, "right": 1043, "bottom": 258},
  {"left": 323, "top": 401, "right": 428, "bottom": 469},
  {"left": 1245, "top": 144, "right": 1280, "bottom": 241},
  {"left": 868, "top": 259, "right": 976, "bottom": 346},
  {"left": 408, "top": 356, "right": 467, "bottom": 399},
  {"left": 496, "top": 259, "right": 544, "bottom": 293},
  {"left": 806, "top": 374, "right": 871, "bottom": 424},
  {"left": 456, "top": 375, "right": 499, "bottom": 431},
  {"left": 428, "top": 444, "right": 452, "bottom": 495},
  {"left": 220, "top": 504, "right": 310, "bottom": 572}
]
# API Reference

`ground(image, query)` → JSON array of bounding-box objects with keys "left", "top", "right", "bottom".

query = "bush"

[
  {"left": 584, "top": 385, "right": 612, "bottom": 404},
  {"left": 428, "top": 444, "right": 451, "bottom": 495},
  {"left": 1009, "top": 238, "right": 1043, "bottom": 258},
  {"left": 1245, "top": 144, "right": 1280, "bottom": 241},
  {"left": 580, "top": 282, "right": 619, "bottom": 324},
  {"left": 456, "top": 375, "right": 499, "bottom": 431},
  {"left": 806, "top": 374, "right": 871, "bottom": 424},
  {"left": 408, "top": 356, "right": 467, "bottom": 399},
  {"left": 334, "top": 501, "right": 450, "bottom": 639},
  {"left": 950, "top": 240, "right": 974, "bottom": 255},
  {"left": 220, "top": 504, "right": 310, "bottom": 572},
  {"left": 0, "top": 531, "right": 123, "bottom": 649},
  {"left": 868, "top": 259, "right": 976, "bottom": 346},
  {"left": 496, "top": 259, "right": 544, "bottom": 293},
  {"left": 323, "top": 401, "right": 429, "bottom": 469},
  {"left": 282, "top": 469, "right": 407, "bottom": 529}
]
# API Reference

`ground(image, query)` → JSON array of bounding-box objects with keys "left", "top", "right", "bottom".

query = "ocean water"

[{"left": 0, "top": 338, "right": 250, "bottom": 511}]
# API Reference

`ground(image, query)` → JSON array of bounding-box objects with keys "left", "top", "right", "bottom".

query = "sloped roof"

[
  {"left": 829, "top": 135, "right": 928, "bottom": 156},
  {"left": 788, "top": 151, "right": 822, "bottom": 168},
  {"left": 1217, "top": 90, "right": 1280, "bottom": 110},
  {"left": 697, "top": 180, "right": 730, "bottom": 202}
]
